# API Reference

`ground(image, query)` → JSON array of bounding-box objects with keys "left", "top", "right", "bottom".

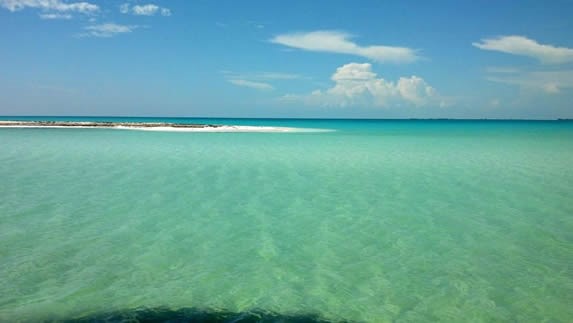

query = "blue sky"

[{"left": 1, "top": 0, "right": 572, "bottom": 119}]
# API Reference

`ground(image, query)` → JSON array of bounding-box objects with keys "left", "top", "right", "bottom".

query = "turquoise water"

[{"left": 1, "top": 118, "right": 572, "bottom": 322}]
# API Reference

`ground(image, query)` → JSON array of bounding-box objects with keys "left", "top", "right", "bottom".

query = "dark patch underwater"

[{"left": 55, "top": 307, "right": 350, "bottom": 323}]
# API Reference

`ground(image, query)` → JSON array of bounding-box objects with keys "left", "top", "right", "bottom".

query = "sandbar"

[{"left": 0, "top": 120, "right": 331, "bottom": 133}]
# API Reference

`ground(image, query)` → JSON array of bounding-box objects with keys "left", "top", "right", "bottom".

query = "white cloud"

[
  {"left": 39, "top": 12, "right": 71, "bottom": 19},
  {"left": 0, "top": 0, "right": 98, "bottom": 13},
  {"left": 119, "top": 3, "right": 171, "bottom": 16},
  {"left": 473, "top": 35, "right": 573, "bottom": 64},
  {"left": 222, "top": 71, "right": 304, "bottom": 81},
  {"left": 543, "top": 83, "right": 560, "bottom": 94},
  {"left": 228, "top": 79, "right": 274, "bottom": 91},
  {"left": 397, "top": 76, "right": 438, "bottom": 106},
  {"left": 119, "top": 3, "right": 129, "bottom": 14},
  {"left": 486, "top": 68, "right": 573, "bottom": 94},
  {"left": 283, "top": 62, "right": 443, "bottom": 108},
  {"left": 81, "top": 23, "right": 138, "bottom": 38},
  {"left": 222, "top": 71, "right": 304, "bottom": 91},
  {"left": 486, "top": 66, "right": 520, "bottom": 74},
  {"left": 160, "top": 7, "right": 170, "bottom": 16},
  {"left": 257, "top": 72, "right": 303, "bottom": 80},
  {"left": 247, "top": 21, "right": 264, "bottom": 29},
  {"left": 271, "top": 31, "right": 420, "bottom": 63},
  {"left": 133, "top": 4, "right": 158, "bottom": 15}
]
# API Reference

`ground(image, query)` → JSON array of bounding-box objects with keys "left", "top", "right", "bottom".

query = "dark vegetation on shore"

[{"left": 0, "top": 120, "right": 220, "bottom": 129}]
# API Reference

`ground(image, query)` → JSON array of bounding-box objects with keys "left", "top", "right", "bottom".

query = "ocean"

[{"left": 1, "top": 117, "right": 572, "bottom": 322}]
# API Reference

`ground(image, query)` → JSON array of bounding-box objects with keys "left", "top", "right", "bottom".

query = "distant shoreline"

[
  {"left": 0, "top": 116, "right": 571, "bottom": 122},
  {"left": 0, "top": 120, "right": 218, "bottom": 129},
  {"left": 0, "top": 120, "right": 330, "bottom": 133}
]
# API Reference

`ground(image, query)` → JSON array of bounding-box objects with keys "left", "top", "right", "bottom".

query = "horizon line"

[{"left": 0, "top": 115, "right": 571, "bottom": 121}]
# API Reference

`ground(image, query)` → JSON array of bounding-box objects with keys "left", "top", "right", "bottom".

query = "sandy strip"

[
  {"left": 120, "top": 125, "right": 333, "bottom": 133},
  {"left": 0, "top": 124, "right": 333, "bottom": 133},
  {"left": 0, "top": 125, "right": 116, "bottom": 129}
]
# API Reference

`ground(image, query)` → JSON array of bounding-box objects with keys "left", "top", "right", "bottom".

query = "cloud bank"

[
  {"left": 486, "top": 68, "right": 573, "bottom": 94},
  {"left": 284, "top": 63, "right": 443, "bottom": 108},
  {"left": 271, "top": 31, "right": 419, "bottom": 64},
  {"left": 473, "top": 35, "right": 573, "bottom": 64}
]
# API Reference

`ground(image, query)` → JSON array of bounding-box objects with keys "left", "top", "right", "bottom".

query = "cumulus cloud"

[
  {"left": 0, "top": 0, "right": 98, "bottom": 13},
  {"left": 119, "top": 3, "right": 171, "bottom": 16},
  {"left": 81, "top": 23, "right": 138, "bottom": 38},
  {"left": 283, "top": 63, "right": 443, "bottom": 108},
  {"left": 271, "top": 31, "right": 420, "bottom": 64},
  {"left": 473, "top": 35, "right": 573, "bottom": 64},
  {"left": 486, "top": 68, "right": 573, "bottom": 94},
  {"left": 228, "top": 79, "right": 274, "bottom": 91}
]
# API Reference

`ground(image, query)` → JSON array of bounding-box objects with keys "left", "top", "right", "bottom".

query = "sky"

[{"left": 1, "top": 0, "right": 573, "bottom": 119}]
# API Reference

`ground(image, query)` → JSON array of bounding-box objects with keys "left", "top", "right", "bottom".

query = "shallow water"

[{"left": 1, "top": 119, "right": 572, "bottom": 322}]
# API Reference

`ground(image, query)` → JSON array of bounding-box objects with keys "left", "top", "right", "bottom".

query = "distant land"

[{"left": 0, "top": 120, "right": 321, "bottom": 133}]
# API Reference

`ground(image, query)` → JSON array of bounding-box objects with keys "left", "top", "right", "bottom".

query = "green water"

[{"left": 1, "top": 120, "right": 572, "bottom": 322}]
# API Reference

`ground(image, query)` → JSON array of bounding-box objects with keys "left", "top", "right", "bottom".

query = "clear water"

[{"left": 1, "top": 118, "right": 572, "bottom": 322}]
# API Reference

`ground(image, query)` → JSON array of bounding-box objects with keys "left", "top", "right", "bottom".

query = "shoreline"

[{"left": 0, "top": 120, "right": 331, "bottom": 133}]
